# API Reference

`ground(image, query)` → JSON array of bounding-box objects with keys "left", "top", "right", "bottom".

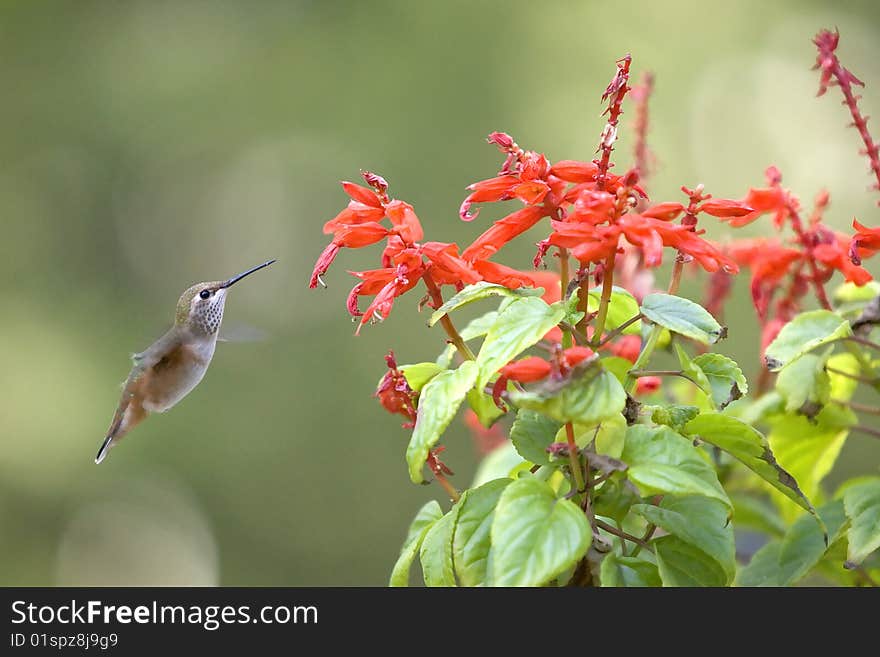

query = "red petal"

[
  {"left": 513, "top": 180, "right": 550, "bottom": 205},
  {"left": 332, "top": 222, "right": 390, "bottom": 248},
  {"left": 309, "top": 243, "right": 341, "bottom": 288},
  {"left": 385, "top": 200, "right": 424, "bottom": 244},
  {"left": 500, "top": 356, "right": 552, "bottom": 383},
  {"left": 549, "top": 160, "right": 599, "bottom": 183},
  {"left": 462, "top": 205, "right": 547, "bottom": 261},
  {"left": 641, "top": 202, "right": 686, "bottom": 221},
  {"left": 698, "top": 199, "right": 756, "bottom": 218},
  {"left": 341, "top": 181, "right": 382, "bottom": 207}
]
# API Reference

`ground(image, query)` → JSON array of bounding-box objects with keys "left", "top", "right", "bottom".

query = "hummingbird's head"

[{"left": 174, "top": 259, "right": 276, "bottom": 336}]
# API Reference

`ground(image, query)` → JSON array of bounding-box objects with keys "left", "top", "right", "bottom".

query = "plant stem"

[
  {"left": 630, "top": 495, "right": 663, "bottom": 557},
  {"left": 668, "top": 257, "right": 685, "bottom": 296},
  {"left": 629, "top": 369, "right": 701, "bottom": 388},
  {"left": 434, "top": 471, "right": 460, "bottom": 503},
  {"left": 596, "top": 313, "right": 643, "bottom": 347},
  {"left": 623, "top": 257, "right": 687, "bottom": 393},
  {"left": 826, "top": 366, "right": 878, "bottom": 385},
  {"left": 422, "top": 270, "right": 475, "bottom": 361},
  {"left": 786, "top": 201, "right": 833, "bottom": 311},
  {"left": 625, "top": 326, "right": 662, "bottom": 394},
  {"left": 847, "top": 335, "right": 880, "bottom": 352},
  {"left": 595, "top": 519, "right": 652, "bottom": 551},
  {"left": 565, "top": 422, "right": 586, "bottom": 494},
  {"left": 853, "top": 425, "right": 880, "bottom": 440},
  {"left": 833, "top": 399, "right": 880, "bottom": 416},
  {"left": 560, "top": 247, "right": 573, "bottom": 349},
  {"left": 590, "top": 252, "right": 617, "bottom": 348},
  {"left": 559, "top": 322, "right": 590, "bottom": 346}
]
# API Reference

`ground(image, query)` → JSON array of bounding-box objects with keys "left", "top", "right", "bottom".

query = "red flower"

[
  {"left": 635, "top": 376, "right": 662, "bottom": 395},
  {"left": 473, "top": 260, "right": 541, "bottom": 289},
  {"left": 499, "top": 356, "right": 553, "bottom": 383},
  {"left": 461, "top": 205, "right": 549, "bottom": 261},
  {"left": 420, "top": 242, "right": 482, "bottom": 286},
  {"left": 813, "top": 233, "right": 873, "bottom": 285},
  {"left": 642, "top": 202, "right": 686, "bottom": 221},
  {"left": 375, "top": 351, "right": 417, "bottom": 427},
  {"left": 491, "top": 346, "right": 595, "bottom": 408},
  {"left": 348, "top": 262, "right": 424, "bottom": 334},
  {"left": 850, "top": 219, "right": 880, "bottom": 265},
  {"left": 724, "top": 185, "right": 787, "bottom": 228},
  {"left": 459, "top": 150, "right": 553, "bottom": 221},
  {"left": 697, "top": 199, "right": 755, "bottom": 218}
]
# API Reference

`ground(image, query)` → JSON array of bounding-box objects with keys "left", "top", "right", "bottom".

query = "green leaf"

[
  {"left": 650, "top": 404, "right": 700, "bottom": 432},
  {"left": 472, "top": 442, "right": 526, "bottom": 488},
  {"left": 489, "top": 477, "right": 591, "bottom": 586},
  {"left": 622, "top": 424, "right": 730, "bottom": 508},
  {"left": 683, "top": 413, "right": 818, "bottom": 521},
  {"left": 826, "top": 352, "right": 861, "bottom": 402},
  {"left": 475, "top": 297, "right": 566, "bottom": 391},
  {"left": 737, "top": 501, "right": 848, "bottom": 586},
  {"left": 419, "top": 502, "right": 463, "bottom": 587},
  {"left": 453, "top": 479, "right": 511, "bottom": 586},
  {"left": 730, "top": 494, "right": 786, "bottom": 538},
  {"left": 600, "top": 554, "right": 661, "bottom": 587},
  {"left": 389, "top": 501, "right": 443, "bottom": 587},
  {"left": 634, "top": 496, "right": 735, "bottom": 582},
  {"left": 842, "top": 478, "right": 880, "bottom": 566},
  {"left": 601, "top": 356, "right": 634, "bottom": 385},
  {"left": 654, "top": 536, "right": 730, "bottom": 586},
  {"left": 834, "top": 280, "right": 880, "bottom": 304},
  {"left": 510, "top": 362, "right": 626, "bottom": 426},
  {"left": 775, "top": 353, "right": 830, "bottom": 419},
  {"left": 436, "top": 311, "right": 498, "bottom": 368},
  {"left": 509, "top": 409, "right": 561, "bottom": 466},
  {"left": 429, "top": 281, "right": 542, "bottom": 327},
  {"left": 399, "top": 362, "right": 445, "bottom": 393},
  {"left": 588, "top": 286, "right": 642, "bottom": 335},
  {"left": 766, "top": 415, "right": 849, "bottom": 523},
  {"left": 833, "top": 280, "right": 880, "bottom": 317},
  {"left": 406, "top": 361, "right": 479, "bottom": 483},
  {"left": 593, "top": 477, "right": 640, "bottom": 522},
  {"left": 640, "top": 293, "right": 725, "bottom": 344},
  {"left": 674, "top": 343, "right": 712, "bottom": 394},
  {"left": 466, "top": 388, "right": 505, "bottom": 427},
  {"left": 764, "top": 310, "right": 852, "bottom": 371},
  {"left": 692, "top": 353, "right": 748, "bottom": 410}
]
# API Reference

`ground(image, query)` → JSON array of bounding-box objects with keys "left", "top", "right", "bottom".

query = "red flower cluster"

[
  {"left": 723, "top": 167, "right": 875, "bottom": 359},
  {"left": 460, "top": 136, "right": 747, "bottom": 277},
  {"left": 310, "top": 170, "right": 576, "bottom": 333}
]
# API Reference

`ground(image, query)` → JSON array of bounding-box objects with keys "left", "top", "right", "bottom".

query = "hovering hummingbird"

[{"left": 95, "top": 259, "right": 276, "bottom": 464}]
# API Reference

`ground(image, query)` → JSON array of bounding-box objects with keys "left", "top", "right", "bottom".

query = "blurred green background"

[{"left": 1, "top": 0, "right": 878, "bottom": 585}]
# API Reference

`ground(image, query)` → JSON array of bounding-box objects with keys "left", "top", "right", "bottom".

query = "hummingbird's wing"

[{"left": 96, "top": 328, "right": 179, "bottom": 464}]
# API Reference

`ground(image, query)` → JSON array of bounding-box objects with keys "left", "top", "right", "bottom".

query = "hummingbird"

[{"left": 95, "top": 259, "right": 276, "bottom": 464}]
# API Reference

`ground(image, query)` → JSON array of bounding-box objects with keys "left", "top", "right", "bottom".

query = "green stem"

[
  {"left": 624, "top": 260, "right": 683, "bottom": 393},
  {"left": 422, "top": 270, "right": 476, "bottom": 361},
  {"left": 595, "top": 519, "right": 652, "bottom": 551},
  {"left": 625, "top": 326, "right": 662, "bottom": 394},
  {"left": 560, "top": 248, "right": 573, "bottom": 349},
  {"left": 565, "top": 422, "right": 586, "bottom": 494},
  {"left": 596, "top": 313, "right": 643, "bottom": 348},
  {"left": 590, "top": 252, "right": 617, "bottom": 348}
]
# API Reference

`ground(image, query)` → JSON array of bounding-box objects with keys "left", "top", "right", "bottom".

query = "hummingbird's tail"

[{"left": 95, "top": 435, "right": 113, "bottom": 464}]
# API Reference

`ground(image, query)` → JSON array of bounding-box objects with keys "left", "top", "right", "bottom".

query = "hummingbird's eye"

[{"left": 199, "top": 289, "right": 211, "bottom": 300}]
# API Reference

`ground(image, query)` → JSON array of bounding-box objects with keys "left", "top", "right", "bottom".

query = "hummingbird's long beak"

[{"left": 221, "top": 259, "right": 276, "bottom": 289}]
